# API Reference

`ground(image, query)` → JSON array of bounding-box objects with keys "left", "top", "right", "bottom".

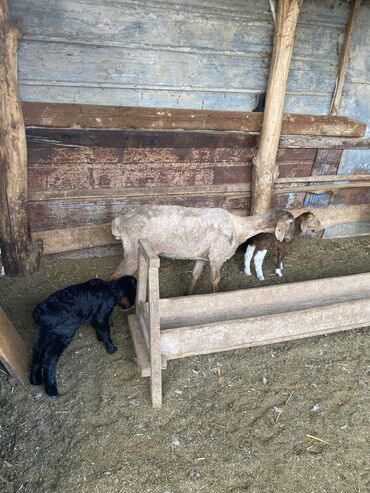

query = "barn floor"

[{"left": 0, "top": 236, "right": 369, "bottom": 493}]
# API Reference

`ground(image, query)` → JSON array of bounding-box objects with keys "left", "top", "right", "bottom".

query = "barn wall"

[
  {"left": 9, "top": 0, "right": 350, "bottom": 113},
  {"left": 7, "top": 0, "right": 370, "bottom": 238},
  {"left": 26, "top": 128, "right": 318, "bottom": 232},
  {"left": 324, "top": 3, "right": 370, "bottom": 237}
]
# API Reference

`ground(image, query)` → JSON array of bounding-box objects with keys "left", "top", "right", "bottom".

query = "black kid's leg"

[
  {"left": 42, "top": 337, "right": 72, "bottom": 397},
  {"left": 92, "top": 319, "right": 117, "bottom": 354},
  {"left": 30, "top": 338, "right": 46, "bottom": 386}
]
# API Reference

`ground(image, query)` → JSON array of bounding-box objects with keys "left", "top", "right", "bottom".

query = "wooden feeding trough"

[{"left": 128, "top": 239, "right": 370, "bottom": 408}]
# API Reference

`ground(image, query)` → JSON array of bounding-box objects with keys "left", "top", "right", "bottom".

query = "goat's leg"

[
  {"left": 244, "top": 244, "right": 256, "bottom": 276},
  {"left": 30, "top": 334, "right": 48, "bottom": 386},
  {"left": 92, "top": 318, "right": 117, "bottom": 354},
  {"left": 275, "top": 245, "right": 287, "bottom": 277},
  {"left": 253, "top": 249, "right": 267, "bottom": 281},
  {"left": 110, "top": 252, "right": 137, "bottom": 280},
  {"left": 210, "top": 261, "right": 221, "bottom": 293},
  {"left": 187, "top": 260, "right": 206, "bottom": 295},
  {"left": 42, "top": 334, "right": 73, "bottom": 397}
]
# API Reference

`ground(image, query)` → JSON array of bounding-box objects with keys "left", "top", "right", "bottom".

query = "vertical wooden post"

[
  {"left": 0, "top": 0, "right": 41, "bottom": 276},
  {"left": 251, "top": 0, "right": 303, "bottom": 215},
  {"left": 330, "top": 0, "right": 361, "bottom": 115},
  {"left": 148, "top": 265, "right": 162, "bottom": 408},
  {"left": 136, "top": 247, "right": 148, "bottom": 319}
]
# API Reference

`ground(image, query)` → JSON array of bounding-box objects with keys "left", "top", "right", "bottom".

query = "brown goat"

[{"left": 244, "top": 212, "right": 322, "bottom": 281}]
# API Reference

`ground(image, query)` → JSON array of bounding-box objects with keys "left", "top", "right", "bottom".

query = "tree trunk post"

[
  {"left": 0, "top": 0, "right": 42, "bottom": 276},
  {"left": 251, "top": 0, "right": 303, "bottom": 215}
]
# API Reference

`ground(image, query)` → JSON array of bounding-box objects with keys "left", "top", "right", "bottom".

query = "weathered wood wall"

[
  {"left": 26, "top": 128, "right": 322, "bottom": 232},
  {"left": 323, "top": 3, "right": 370, "bottom": 237},
  {"left": 7, "top": 0, "right": 370, "bottom": 240},
  {"left": 9, "top": 0, "right": 351, "bottom": 113}
]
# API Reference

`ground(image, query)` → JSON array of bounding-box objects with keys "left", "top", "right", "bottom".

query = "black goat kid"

[{"left": 30, "top": 276, "right": 137, "bottom": 397}]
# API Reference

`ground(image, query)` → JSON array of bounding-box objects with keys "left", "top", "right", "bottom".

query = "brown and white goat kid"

[
  {"left": 244, "top": 212, "right": 322, "bottom": 281},
  {"left": 111, "top": 205, "right": 296, "bottom": 294}
]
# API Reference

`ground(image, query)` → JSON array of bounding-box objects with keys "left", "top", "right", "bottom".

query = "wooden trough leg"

[{"left": 148, "top": 265, "right": 162, "bottom": 408}]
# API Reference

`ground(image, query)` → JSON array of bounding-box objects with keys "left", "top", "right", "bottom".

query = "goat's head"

[
  {"left": 273, "top": 210, "right": 295, "bottom": 242},
  {"left": 297, "top": 212, "right": 322, "bottom": 238}
]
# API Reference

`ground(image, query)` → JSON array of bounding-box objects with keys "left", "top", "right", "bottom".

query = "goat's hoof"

[
  {"left": 244, "top": 270, "right": 252, "bottom": 277},
  {"left": 106, "top": 344, "right": 118, "bottom": 354},
  {"left": 30, "top": 374, "right": 43, "bottom": 386},
  {"left": 275, "top": 269, "right": 283, "bottom": 277},
  {"left": 45, "top": 386, "right": 59, "bottom": 397},
  {"left": 257, "top": 276, "right": 265, "bottom": 281}
]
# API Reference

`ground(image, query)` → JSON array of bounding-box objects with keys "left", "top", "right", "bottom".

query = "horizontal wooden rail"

[
  {"left": 31, "top": 204, "right": 370, "bottom": 255},
  {"left": 22, "top": 102, "right": 366, "bottom": 137},
  {"left": 28, "top": 180, "right": 370, "bottom": 203},
  {"left": 279, "top": 135, "right": 370, "bottom": 149},
  {"left": 275, "top": 174, "right": 370, "bottom": 183}
]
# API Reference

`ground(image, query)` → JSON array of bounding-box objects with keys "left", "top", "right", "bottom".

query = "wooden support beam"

[
  {"left": 251, "top": 0, "right": 303, "bottom": 215},
  {"left": 330, "top": 0, "right": 362, "bottom": 115},
  {"left": 21, "top": 102, "right": 366, "bottom": 137},
  {"left": 0, "top": 1, "right": 41, "bottom": 276},
  {"left": 31, "top": 204, "right": 370, "bottom": 256}
]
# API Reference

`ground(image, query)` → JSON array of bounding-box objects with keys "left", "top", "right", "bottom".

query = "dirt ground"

[{"left": 0, "top": 236, "right": 369, "bottom": 493}]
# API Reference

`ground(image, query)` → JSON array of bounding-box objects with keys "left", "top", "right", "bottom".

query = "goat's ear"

[
  {"left": 274, "top": 217, "right": 287, "bottom": 241},
  {"left": 300, "top": 218, "right": 310, "bottom": 233},
  {"left": 111, "top": 217, "right": 121, "bottom": 239}
]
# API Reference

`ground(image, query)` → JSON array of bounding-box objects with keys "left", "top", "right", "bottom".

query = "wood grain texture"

[
  {"left": 160, "top": 298, "right": 370, "bottom": 359},
  {"left": 251, "top": 0, "right": 303, "bottom": 214},
  {"left": 0, "top": 306, "right": 29, "bottom": 384},
  {"left": 0, "top": 3, "right": 41, "bottom": 276},
  {"left": 31, "top": 204, "right": 370, "bottom": 255},
  {"left": 22, "top": 102, "right": 366, "bottom": 137},
  {"left": 330, "top": 0, "right": 362, "bottom": 115},
  {"left": 9, "top": 0, "right": 351, "bottom": 112}
]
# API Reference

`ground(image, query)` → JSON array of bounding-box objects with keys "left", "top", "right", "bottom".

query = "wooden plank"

[
  {"left": 251, "top": 0, "right": 303, "bottom": 214},
  {"left": 159, "top": 272, "right": 370, "bottom": 328},
  {"left": 31, "top": 223, "right": 118, "bottom": 254},
  {"left": 291, "top": 203, "right": 370, "bottom": 228},
  {"left": 30, "top": 204, "right": 370, "bottom": 255},
  {"left": 22, "top": 102, "right": 366, "bottom": 137},
  {"left": 330, "top": 0, "right": 362, "bottom": 115},
  {"left": 148, "top": 266, "right": 162, "bottom": 408},
  {"left": 28, "top": 175, "right": 369, "bottom": 203},
  {"left": 128, "top": 314, "right": 166, "bottom": 378},
  {"left": 27, "top": 180, "right": 369, "bottom": 203},
  {"left": 275, "top": 182, "right": 370, "bottom": 194},
  {"left": 0, "top": 307, "right": 28, "bottom": 384},
  {"left": 25, "top": 127, "right": 370, "bottom": 150},
  {"left": 279, "top": 135, "right": 370, "bottom": 149},
  {"left": 303, "top": 149, "right": 342, "bottom": 210},
  {"left": 138, "top": 240, "right": 160, "bottom": 269},
  {"left": 160, "top": 298, "right": 370, "bottom": 360},
  {"left": 25, "top": 128, "right": 259, "bottom": 149},
  {"left": 329, "top": 187, "right": 370, "bottom": 205},
  {"left": 277, "top": 174, "right": 370, "bottom": 184}
]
